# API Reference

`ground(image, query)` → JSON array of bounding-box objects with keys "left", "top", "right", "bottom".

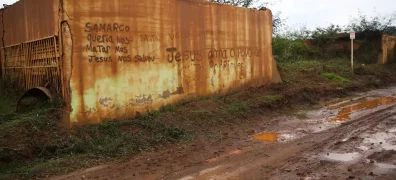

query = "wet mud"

[{"left": 52, "top": 86, "right": 396, "bottom": 180}]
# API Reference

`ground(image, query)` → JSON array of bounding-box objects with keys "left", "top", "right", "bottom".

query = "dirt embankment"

[
  {"left": 53, "top": 72, "right": 396, "bottom": 180},
  {"left": 1, "top": 59, "right": 396, "bottom": 179}
]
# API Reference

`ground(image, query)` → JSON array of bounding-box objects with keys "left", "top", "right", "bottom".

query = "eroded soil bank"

[
  {"left": 2, "top": 60, "right": 396, "bottom": 179},
  {"left": 52, "top": 77, "right": 396, "bottom": 179}
]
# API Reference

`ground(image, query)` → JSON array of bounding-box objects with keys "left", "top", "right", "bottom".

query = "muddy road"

[{"left": 54, "top": 87, "right": 396, "bottom": 180}]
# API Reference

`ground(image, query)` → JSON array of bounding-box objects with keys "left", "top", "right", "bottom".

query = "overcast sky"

[
  {"left": 268, "top": 0, "right": 396, "bottom": 29},
  {"left": 1, "top": 0, "right": 395, "bottom": 29}
]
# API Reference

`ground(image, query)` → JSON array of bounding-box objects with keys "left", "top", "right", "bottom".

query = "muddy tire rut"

[
  {"left": 170, "top": 105, "right": 396, "bottom": 180},
  {"left": 52, "top": 87, "right": 396, "bottom": 180}
]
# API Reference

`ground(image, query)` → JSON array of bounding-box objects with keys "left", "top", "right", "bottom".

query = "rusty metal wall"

[
  {"left": 0, "top": 9, "right": 4, "bottom": 77},
  {"left": 0, "top": 0, "right": 61, "bottom": 91},
  {"left": 63, "top": 0, "right": 281, "bottom": 125},
  {"left": 1, "top": 0, "right": 59, "bottom": 46},
  {"left": 380, "top": 35, "right": 396, "bottom": 64}
]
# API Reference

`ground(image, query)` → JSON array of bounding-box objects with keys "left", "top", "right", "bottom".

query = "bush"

[{"left": 273, "top": 37, "right": 314, "bottom": 61}]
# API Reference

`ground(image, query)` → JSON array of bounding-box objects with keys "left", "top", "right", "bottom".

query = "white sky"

[
  {"left": 1, "top": 0, "right": 395, "bottom": 29},
  {"left": 268, "top": 0, "right": 396, "bottom": 29}
]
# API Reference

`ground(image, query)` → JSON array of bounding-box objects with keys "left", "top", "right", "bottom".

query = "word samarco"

[{"left": 85, "top": 22, "right": 131, "bottom": 32}]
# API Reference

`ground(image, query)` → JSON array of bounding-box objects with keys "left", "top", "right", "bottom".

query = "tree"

[
  {"left": 346, "top": 11, "right": 396, "bottom": 33},
  {"left": 384, "top": 26, "right": 396, "bottom": 36}
]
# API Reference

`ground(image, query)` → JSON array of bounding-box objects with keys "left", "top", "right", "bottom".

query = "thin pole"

[{"left": 351, "top": 39, "right": 354, "bottom": 74}]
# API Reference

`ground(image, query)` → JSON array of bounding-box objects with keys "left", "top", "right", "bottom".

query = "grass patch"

[
  {"left": 140, "top": 110, "right": 161, "bottom": 120},
  {"left": 160, "top": 105, "right": 177, "bottom": 112},
  {"left": 0, "top": 107, "right": 194, "bottom": 179},
  {"left": 322, "top": 72, "right": 350, "bottom": 83},
  {"left": 0, "top": 78, "right": 22, "bottom": 117},
  {"left": 190, "top": 110, "right": 210, "bottom": 114},
  {"left": 205, "top": 132, "right": 222, "bottom": 142},
  {"left": 225, "top": 101, "right": 248, "bottom": 113},
  {"left": 278, "top": 59, "right": 352, "bottom": 84},
  {"left": 263, "top": 95, "right": 283, "bottom": 103}
]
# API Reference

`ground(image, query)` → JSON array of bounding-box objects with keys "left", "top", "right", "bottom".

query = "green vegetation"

[
  {"left": 322, "top": 73, "right": 350, "bottom": 83},
  {"left": 160, "top": 105, "right": 177, "bottom": 112},
  {"left": 0, "top": 78, "right": 22, "bottom": 116},
  {"left": 0, "top": 81, "right": 194, "bottom": 179},
  {"left": 278, "top": 59, "right": 352, "bottom": 84},
  {"left": 225, "top": 101, "right": 249, "bottom": 113},
  {"left": 263, "top": 95, "right": 283, "bottom": 103},
  {"left": 190, "top": 110, "right": 210, "bottom": 114},
  {"left": 0, "top": 111, "right": 193, "bottom": 179},
  {"left": 1, "top": 58, "right": 396, "bottom": 179}
]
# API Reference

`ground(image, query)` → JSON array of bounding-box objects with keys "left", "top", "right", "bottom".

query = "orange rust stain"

[
  {"left": 327, "top": 97, "right": 368, "bottom": 110},
  {"left": 253, "top": 132, "right": 278, "bottom": 142},
  {"left": 329, "top": 97, "right": 396, "bottom": 122},
  {"left": 322, "top": 97, "right": 353, "bottom": 106},
  {"left": 62, "top": 0, "right": 281, "bottom": 124}
]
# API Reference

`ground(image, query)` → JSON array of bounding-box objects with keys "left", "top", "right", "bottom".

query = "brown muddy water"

[{"left": 253, "top": 86, "right": 396, "bottom": 143}]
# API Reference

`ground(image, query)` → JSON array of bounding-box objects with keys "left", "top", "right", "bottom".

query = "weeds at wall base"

[{"left": 1, "top": 59, "right": 396, "bottom": 179}]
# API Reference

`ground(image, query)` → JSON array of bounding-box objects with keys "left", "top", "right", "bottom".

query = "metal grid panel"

[{"left": 2, "top": 36, "right": 61, "bottom": 93}]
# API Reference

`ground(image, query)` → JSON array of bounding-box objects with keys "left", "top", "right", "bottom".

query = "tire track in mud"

[
  {"left": 172, "top": 104, "right": 396, "bottom": 180},
  {"left": 258, "top": 104, "right": 396, "bottom": 180},
  {"left": 309, "top": 104, "right": 396, "bottom": 152}
]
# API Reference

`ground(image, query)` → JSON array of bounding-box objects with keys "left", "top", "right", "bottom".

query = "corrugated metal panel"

[
  {"left": 63, "top": 0, "right": 281, "bottom": 125},
  {"left": 0, "top": 0, "right": 61, "bottom": 91},
  {"left": 2, "top": 0, "right": 59, "bottom": 46}
]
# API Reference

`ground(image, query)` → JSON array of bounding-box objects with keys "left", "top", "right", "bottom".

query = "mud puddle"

[
  {"left": 253, "top": 87, "right": 396, "bottom": 143},
  {"left": 361, "top": 132, "right": 396, "bottom": 151},
  {"left": 322, "top": 152, "right": 361, "bottom": 162},
  {"left": 253, "top": 132, "right": 298, "bottom": 142},
  {"left": 328, "top": 96, "right": 396, "bottom": 122}
]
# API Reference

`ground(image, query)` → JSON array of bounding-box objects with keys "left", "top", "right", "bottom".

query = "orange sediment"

[
  {"left": 329, "top": 97, "right": 396, "bottom": 122},
  {"left": 253, "top": 132, "right": 278, "bottom": 142}
]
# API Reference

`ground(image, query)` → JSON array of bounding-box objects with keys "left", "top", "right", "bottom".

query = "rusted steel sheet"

[
  {"left": 63, "top": 0, "right": 281, "bottom": 125},
  {"left": 0, "top": 0, "right": 61, "bottom": 93},
  {"left": 0, "top": 9, "right": 4, "bottom": 77},
  {"left": 379, "top": 35, "right": 396, "bottom": 64},
  {"left": 2, "top": 0, "right": 59, "bottom": 46}
]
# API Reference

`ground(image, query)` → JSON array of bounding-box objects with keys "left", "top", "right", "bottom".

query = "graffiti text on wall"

[
  {"left": 83, "top": 22, "right": 260, "bottom": 66},
  {"left": 166, "top": 47, "right": 261, "bottom": 68},
  {"left": 84, "top": 22, "right": 138, "bottom": 63}
]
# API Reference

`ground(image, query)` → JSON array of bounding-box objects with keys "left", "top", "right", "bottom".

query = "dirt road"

[{"left": 53, "top": 87, "right": 396, "bottom": 180}]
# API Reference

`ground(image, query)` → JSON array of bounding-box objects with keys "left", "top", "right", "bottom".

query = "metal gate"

[{"left": 1, "top": 36, "right": 61, "bottom": 93}]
